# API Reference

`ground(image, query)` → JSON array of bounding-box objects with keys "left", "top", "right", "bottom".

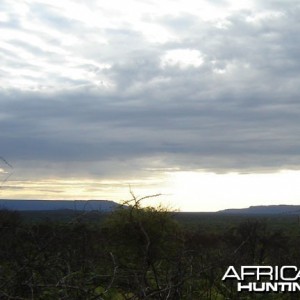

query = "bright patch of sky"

[
  {"left": 1, "top": 0, "right": 300, "bottom": 210},
  {"left": 161, "top": 49, "right": 204, "bottom": 69}
]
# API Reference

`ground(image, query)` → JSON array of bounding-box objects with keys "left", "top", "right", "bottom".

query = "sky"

[{"left": 1, "top": 0, "right": 300, "bottom": 211}]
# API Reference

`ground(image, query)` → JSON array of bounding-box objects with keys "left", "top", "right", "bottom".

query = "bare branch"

[
  {"left": 0, "top": 156, "right": 13, "bottom": 190},
  {"left": 0, "top": 157, "right": 13, "bottom": 169}
]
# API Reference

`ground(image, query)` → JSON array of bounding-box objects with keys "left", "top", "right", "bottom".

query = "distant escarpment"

[
  {"left": 0, "top": 199, "right": 119, "bottom": 212},
  {"left": 218, "top": 205, "right": 300, "bottom": 215}
]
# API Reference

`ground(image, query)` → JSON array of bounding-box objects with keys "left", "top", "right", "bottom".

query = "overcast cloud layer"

[{"left": 1, "top": 0, "right": 300, "bottom": 184}]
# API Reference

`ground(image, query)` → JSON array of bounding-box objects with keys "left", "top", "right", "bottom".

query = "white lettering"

[
  {"left": 241, "top": 266, "right": 256, "bottom": 280},
  {"left": 265, "top": 282, "right": 277, "bottom": 292},
  {"left": 222, "top": 266, "right": 241, "bottom": 281},
  {"left": 278, "top": 282, "right": 292, "bottom": 292},
  {"left": 223, "top": 266, "right": 300, "bottom": 293},
  {"left": 274, "top": 266, "right": 279, "bottom": 281},
  {"left": 281, "top": 266, "right": 298, "bottom": 281},
  {"left": 237, "top": 282, "right": 252, "bottom": 292},
  {"left": 292, "top": 282, "right": 300, "bottom": 291},
  {"left": 257, "top": 266, "right": 273, "bottom": 281},
  {"left": 252, "top": 282, "right": 265, "bottom": 292}
]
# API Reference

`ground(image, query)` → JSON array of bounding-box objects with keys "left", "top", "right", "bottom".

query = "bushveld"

[{"left": 0, "top": 197, "right": 299, "bottom": 299}]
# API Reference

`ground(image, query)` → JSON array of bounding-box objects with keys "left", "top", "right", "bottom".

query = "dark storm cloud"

[{"left": 1, "top": 0, "right": 300, "bottom": 179}]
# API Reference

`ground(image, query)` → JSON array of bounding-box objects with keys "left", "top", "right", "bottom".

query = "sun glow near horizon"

[
  {"left": 166, "top": 170, "right": 300, "bottom": 212},
  {"left": 2, "top": 170, "right": 300, "bottom": 212}
]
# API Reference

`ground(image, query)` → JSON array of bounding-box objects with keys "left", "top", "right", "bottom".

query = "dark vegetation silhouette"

[{"left": 0, "top": 191, "right": 300, "bottom": 299}]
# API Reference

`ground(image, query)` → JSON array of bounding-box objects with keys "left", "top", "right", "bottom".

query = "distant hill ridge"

[
  {"left": 0, "top": 199, "right": 120, "bottom": 211},
  {"left": 218, "top": 205, "right": 300, "bottom": 215}
]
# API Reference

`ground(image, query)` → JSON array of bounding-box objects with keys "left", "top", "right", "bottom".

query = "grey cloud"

[
  {"left": 1, "top": 81, "right": 300, "bottom": 178},
  {"left": 159, "top": 8, "right": 300, "bottom": 81},
  {"left": 2, "top": 0, "right": 300, "bottom": 180}
]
